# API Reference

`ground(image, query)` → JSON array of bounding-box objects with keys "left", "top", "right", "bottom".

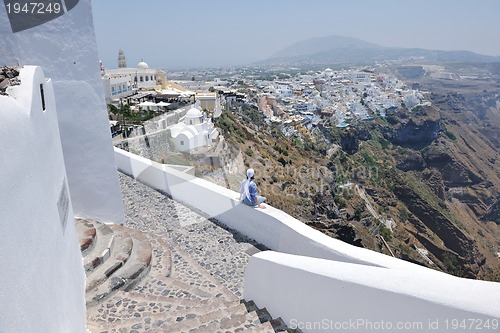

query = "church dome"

[
  {"left": 324, "top": 68, "right": 334, "bottom": 76},
  {"left": 137, "top": 60, "right": 149, "bottom": 69},
  {"left": 185, "top": 108, "right": 203, "bottom": 118}
]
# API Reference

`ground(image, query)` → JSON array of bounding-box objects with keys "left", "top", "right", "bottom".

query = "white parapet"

[
  {"left": 114, "top": 147, "right": 500, "bottom": 332},
  {"left": 0, "top": 66, "right": 86, "bottom": 333},
  {"left": 244, "top": 251, "right": 500, "bottom": 333},
  {"left": 114, "top": 147, "right": 443, "bottom": 272}
]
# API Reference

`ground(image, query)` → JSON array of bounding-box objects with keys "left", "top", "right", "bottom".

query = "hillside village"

[
  {"left": 106, "top": 57, "right": 499, "bottom": 284},
  {"left": 109, "top": 59, "right": 432, "bottom": 152},
  {"left": 2, "top": 0, "right": 500, "bottom": 332}
]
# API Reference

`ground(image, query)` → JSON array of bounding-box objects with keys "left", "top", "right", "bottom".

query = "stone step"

[
  {"left": 86, "top": 226, "right": 152, "bottom": 306},
  {"left": 146, "top": 235, "right": 172, "bottom": 278},
  {"left": 196, "top": 309, "right": 263, "bottom": 333},
  {"left": 112, "top": 225, "right": 153, "bottom": 291},
  {"left": 85, "top": 228, "right": 133, "bottom": 294},
  {"left": 160, "top": 303, "right": 260, "bottom": 333},
  {"left": 133, "top": 233, "right": 237, "bottom": 303},
  {"left": 240, "top": 321, "right": 276, "bottom": 333},
  {"left": 165, "top": 237, "right": 239, "bottom": 302},
  {"left": 76, "top": 219, "right": 97, "bottom": 255},
  {"left": 132, "top": 261, "right": 225, "bottom": 302},
  {"left": 88, "top": 290, "right": 240, "bottom": 332},
  {"left": 122, "top": 290, "right": 236, "bottom": 311},
  {"left": 241, "top": 300, "right": 302, "bottom": 333},
  {"left": 81, "top": 221, "right": 116, "bottom": 274},
  {"left": 268, "top": 317, "right": 292, "bottom": 332},
  {"left": 80, "top": 218, "right": 294, "bottom": 333}
]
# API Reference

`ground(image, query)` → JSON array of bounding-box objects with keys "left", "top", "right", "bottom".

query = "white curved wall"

[
  {"left": 0, "top": 66, "right": 86, "bottom": 333},
  {"left": 245, "top": 252, "right": 500, "bottom": 333},
  {"left": 114, "top": 147, "right": 439, "bottom": 272},
  {"left": 0, "top": 0, "right": 124, "bottom": 224},
  {"left": 115, "top": 147, "right": 500, "bottom": 331}
]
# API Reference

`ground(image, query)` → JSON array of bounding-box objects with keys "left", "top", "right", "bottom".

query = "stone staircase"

[{"left": 77, "top": 219, "right": 299, "bottom": 333}]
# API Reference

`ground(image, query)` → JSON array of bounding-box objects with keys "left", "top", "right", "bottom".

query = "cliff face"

[
  {"left": 393, "top": 179, "right": 484, "bottom": 278},
  {"left": 386, "top": 63, "right": 500, "bottom": 280},
  {"left": 384, "top": 118, "right": 441, "bottom": 149},
  {"left": 214, "top": 63, "right": 499, "bottom": 281}
]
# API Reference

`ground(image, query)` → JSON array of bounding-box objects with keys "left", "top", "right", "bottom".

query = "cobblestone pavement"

[
  {"left": 118, "top": 172, "right": 266, "bottom": 298},
  {"left": 86, "top": 172, "right": 274, "bottom": 332}
]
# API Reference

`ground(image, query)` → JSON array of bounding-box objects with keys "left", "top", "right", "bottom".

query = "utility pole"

[{"left": 120, "top": 98, "right": 127, "bottom": 138}]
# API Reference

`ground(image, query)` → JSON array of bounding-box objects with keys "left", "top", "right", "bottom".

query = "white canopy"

[
  {"left": 156, "top": 101, "right": 171, "bottom": 106},
  {"left": 160, "top": 89, "right": 181, "bottom": 96},
  {"left": 181, "top": 90, "right": 196, "bottom": 97},
  {"left": 138, "top": 101, "right": 157, "bottom": 107}
]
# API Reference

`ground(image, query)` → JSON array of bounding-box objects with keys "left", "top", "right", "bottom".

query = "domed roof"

[
  {"left": 137, "top": 60, "right": 149, "bottom": 69},
  {"left": 185, "top": 108, "right": 203, "bottom": 118},
  {"left": 324, "top": 68, "right": 334, "bottom": 76}
]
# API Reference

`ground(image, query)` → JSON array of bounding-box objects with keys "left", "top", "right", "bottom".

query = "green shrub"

[
  {"left": 378, "top": 224, "right": 392, "bottom": 241},
  {"left": 445, "top": 130, "right": 457, "bottom": 141}
]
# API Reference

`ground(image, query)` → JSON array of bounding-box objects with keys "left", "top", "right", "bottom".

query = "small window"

[
  {"left": 40, "top": 84, "right": 46, "bottom": 111},
  {"left": 140, "top": 76, "right": 144, "bottom": 82},
  {"left": 180, "top": 141, "right": 184, "bottom": 145}
]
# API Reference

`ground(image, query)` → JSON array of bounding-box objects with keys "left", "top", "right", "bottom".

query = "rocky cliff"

[{"left": 212, "top": 63, "right": 499, "bottom": 281}]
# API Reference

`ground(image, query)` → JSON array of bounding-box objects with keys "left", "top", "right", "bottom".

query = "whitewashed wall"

[
  {"left": 0, "top": 66, "right": 86, "bottom": 333},
  {"left": 0, "top": 0, "right": 124, "bottom": 224},
  {"left": 245, "top": 252, "right": 500, "bottom": 333},
  {"left": 115, "top": 147, "right": 500, "bottom": 332},
  {"left": 115, "top": 147, "right": 437, "bottom": 272}
]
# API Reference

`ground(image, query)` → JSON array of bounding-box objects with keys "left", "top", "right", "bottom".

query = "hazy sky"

[{"left": 92, "top": 0, "right": 500, "bottom": 70}]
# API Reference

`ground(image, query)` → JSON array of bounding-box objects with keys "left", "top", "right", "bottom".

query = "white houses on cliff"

[{"left": 170, "top": 107, "right": 219, "bottom": 153}]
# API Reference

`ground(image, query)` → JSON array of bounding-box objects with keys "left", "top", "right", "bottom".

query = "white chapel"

[{"left": 170, "top": 107, "right": 219, "bottom": 153}]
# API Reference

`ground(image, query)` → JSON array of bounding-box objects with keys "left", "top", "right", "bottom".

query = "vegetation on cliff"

[{"left": 215, "top": 75, "right": 500, "bottom": 281}]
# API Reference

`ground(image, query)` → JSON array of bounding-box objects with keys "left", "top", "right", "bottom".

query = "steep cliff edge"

[{"left": 209, "top": 63, "right": 499, "bottom": 281}]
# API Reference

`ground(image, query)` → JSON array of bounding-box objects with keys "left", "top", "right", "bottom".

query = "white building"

[
  {"left": 170, "top": 108, "right": 219, "bottom": 152},
  {"left": 323, "top": 68, "right": 334, "bottom": 77},
  {"left": 275, "top": 82, "right": 294, "bottom": 98},
  {"left": 348, "top": 71, "right": 372, "bottom": 83},
  {"left": 196, "top": 91, "right": 218, "bottom": 112},
  {"left": 102, "top": 59, "right": 167, "bottom": 103},
  {"left": 295, "top": 101, "right": 316, "bottom": 113},
  {"left": 0, "top": 66, "right": 86, "bottom": 333}
]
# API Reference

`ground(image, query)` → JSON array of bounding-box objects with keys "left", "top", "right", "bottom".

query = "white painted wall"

[
  {"left": 0, "top": 66, "right": 86, "bottom": 333},
  {"left": 114, "top": 148, "right": 441, "bottom": 273},
  {"left": 115, "top": 147, "right": 500, "bottom": 331},
  {"left": 0, "top": 0, "right": 124, "bottom": 224},
  {"left": 244, "top": 252, "right": 500, "bottom": 332}
]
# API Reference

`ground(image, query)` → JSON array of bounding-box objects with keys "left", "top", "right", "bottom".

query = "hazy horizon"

[{"left": 92, "top": 0, "right": 500, "bottom": 70}]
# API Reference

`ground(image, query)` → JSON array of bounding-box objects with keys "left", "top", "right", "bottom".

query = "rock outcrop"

[
  {"left": 0, "top": 67, "right": 20, "bottom": 94},
  {"left": 393, "top": 181, "right": 484, "bottom": 278},
  {"left": 384, "top": 118, "right": 441, "bottom": 149}
]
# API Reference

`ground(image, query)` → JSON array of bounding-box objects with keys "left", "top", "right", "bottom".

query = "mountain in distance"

[{"left": 260, "top": 34, "right": 500, "bottom": 66}]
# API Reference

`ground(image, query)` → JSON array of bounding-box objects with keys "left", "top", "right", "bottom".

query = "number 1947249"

[{"left": 5, "top": 2, "right": 62, "bottom": 14}]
